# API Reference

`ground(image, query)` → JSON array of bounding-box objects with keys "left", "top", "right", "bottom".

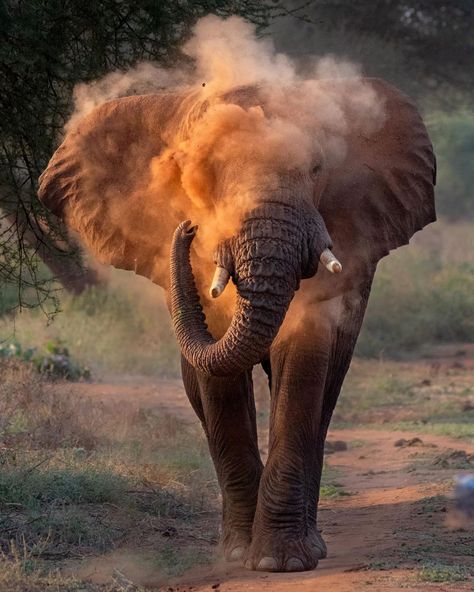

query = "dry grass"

[
  {"left": 0, "top": 360, "right": 217, "bottom": 588},
  {"left": 0, "top": 541, "right": 151, "bottom": 591},
  {"left": 356, "top": 219, "right": 474, "bottom": 356},
  {"left": 1, "top": 339, "right": 472, "bottom": 588},
  {"left": 334, "top": 352, "right": 474, "bottom": 440},
  {"left": 1, "top": 271, "right": 180, "bottom": 377},
  {"left": 0, "top": 359, "right": 103, "bottom": 449},
  {"left": 0, "top": 545, "right": 84, "bottom": 592}
]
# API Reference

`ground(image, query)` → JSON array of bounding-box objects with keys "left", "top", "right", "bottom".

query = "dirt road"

[
  {"left": 167, "top": 430, "right": 472, "bottom": 591},
  {"left": 72, "top": 375, "right": 474, "bottom": 591}
]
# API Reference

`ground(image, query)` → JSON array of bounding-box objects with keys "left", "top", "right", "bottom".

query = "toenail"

[
  {"left": 257, "top": 557, "right": 278, "bottom": 571},
  {"left": 312, "top": 543, "right": 327, "bottom": 558},
  {"left": 285, "top": 557, "right": 305, "bottom": 571},
  {"left": 229, "top": 546, "right": 245, "bottom": 561}
]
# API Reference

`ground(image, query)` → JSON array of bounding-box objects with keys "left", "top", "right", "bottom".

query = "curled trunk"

[{"left": 170, "top": 203, "right": 304, "bottom": 376}]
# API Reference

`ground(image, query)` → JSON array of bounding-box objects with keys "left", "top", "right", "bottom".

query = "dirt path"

[
  {"left": 168, "top": 428, "right": 473, "bottom": 592},
  {"left": 74, "top": 377, "right": 473, "bottom": 591}
]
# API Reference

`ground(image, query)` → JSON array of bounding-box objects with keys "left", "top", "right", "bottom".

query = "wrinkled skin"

[{"left": 38, "top": 79, "right": 436, "bottom": 572}]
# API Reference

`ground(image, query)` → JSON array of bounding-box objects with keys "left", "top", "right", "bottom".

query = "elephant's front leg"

[
  {"left": 246, "top": 330, "right": 331, "bottom": 572},
  {"left": 182, "top": 358, "right": 263, "bottom": 560}
]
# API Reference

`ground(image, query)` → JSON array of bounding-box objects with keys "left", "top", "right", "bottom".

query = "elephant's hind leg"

[{"left": 181, "top": 357, "right": 263, "bottom": 561}]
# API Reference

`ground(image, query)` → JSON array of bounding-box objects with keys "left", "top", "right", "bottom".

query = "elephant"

[{"left": 38, "top": 78, "right": 436, "bottom": 572}]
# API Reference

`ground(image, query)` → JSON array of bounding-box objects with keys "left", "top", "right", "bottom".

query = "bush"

[
  {"left": 0, "top": 465, "right": 129, "bottom": 509},
  {"left": 0, "top": 340, "right": 90, "bottom": 381},
  {"left": 427, "top": 110, "right": 474, "bottom": 221},
  {"left": 357, "top": 221, "right": 474, "bottom": 357},
  {"left": 1, "top": 273, "right": 180, "bottom": 377}
]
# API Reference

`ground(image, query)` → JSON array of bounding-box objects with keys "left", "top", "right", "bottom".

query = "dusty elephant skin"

[{"left": 38, "top": 79, "right": 436, "bottom": 572}]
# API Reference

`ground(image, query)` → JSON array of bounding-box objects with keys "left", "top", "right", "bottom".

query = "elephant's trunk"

[{"left": 170, "top": 202, "right": 305, "bottom": 376}]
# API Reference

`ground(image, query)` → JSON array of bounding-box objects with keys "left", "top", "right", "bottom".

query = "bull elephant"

[{"left": 38, "top": 78, "right": 436, "bottom": 572}]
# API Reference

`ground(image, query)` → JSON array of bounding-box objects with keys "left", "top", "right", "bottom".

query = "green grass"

[
  {"left": 418, "top": 562, "right": 472, "bottom": 583},
  {"left": 414, "top": 542, "right": 474, "bottom": 557},
  {"left": 1, "top": 444, "right": 215, "bottom": 579},
  {"left": 0, "top": 444, "right": 215, "bottom": 557},
  {"left": 320, "top": 463, "right": 353, "bottom": 499},
  {"left": 334, "top": 421, "right": 474, "bottom": 443},
  {"left": 319, "top": 483, "right": 353, "bottom": 498},
  {"left": 369, "top": 559, "right": 473, "bottom": 583},
  {"left": 1, "top": 454, "right": 131, "bottom": 554},
  {"left": 0, "top": 464, "right": 129, "bottom": 508},
  {"left": 368, "top": 559, "right": 401, "bottom": 571}
]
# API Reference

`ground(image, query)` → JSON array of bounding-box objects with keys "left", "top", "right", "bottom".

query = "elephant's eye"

[{"left": 312, "top": 164, "right": 321, "bottom": 175}]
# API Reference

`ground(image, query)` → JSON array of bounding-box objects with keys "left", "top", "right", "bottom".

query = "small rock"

[
  {"left": 394, "top": 437, "right": 423, "bottom": 447},
  {"left": 325, "top": 440, "right": 348, "bottom": 454},
  {"left": 421, "top": 379, "right": 432, "bottom": 386}
]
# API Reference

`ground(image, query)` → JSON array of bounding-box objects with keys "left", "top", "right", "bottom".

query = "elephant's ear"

[
  {"left": 317, "top": 78, "right": 436, "bottom": 293},
  {"left": 38, "top": 93, "right": 191, "bottom": 288}
]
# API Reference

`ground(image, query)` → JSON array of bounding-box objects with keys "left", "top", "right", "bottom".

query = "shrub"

[
  {"left": 0, "top": 340, "right": 90, "bottom": 381},
  {"left": 0, "top": 466, "right": 129, "bottom": 509},
  {"left": 357, "top": 221, "right": 474, "bottom": 357},
  {"left": 2, "top": 275, "right": 180, "bottom": 377},
  {"left": 427, "top": 110, "right": 474, "bottom": 222}
]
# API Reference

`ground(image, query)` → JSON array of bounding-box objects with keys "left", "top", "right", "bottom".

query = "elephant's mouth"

[
  {"left": 209, "top": 240, "right": 341, "bottom": 300},
  {"left": 170, "top": 200, "right": 341, "bottom": 376}
]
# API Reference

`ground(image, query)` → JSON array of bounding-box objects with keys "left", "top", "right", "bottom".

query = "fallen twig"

[
  {"left": 112, "top": 569, "right": 142, "bottom": 591},
  {"left": 21, "top": 456, "right": 50, "bottom": 478}
]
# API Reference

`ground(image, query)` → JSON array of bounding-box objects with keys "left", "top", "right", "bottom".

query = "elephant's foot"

[
  {"left": 221, "top": 525, "right": 252, "bottom": 562},
  {"left": 244, "top": 528, "right": 327, "bottom": 572}
]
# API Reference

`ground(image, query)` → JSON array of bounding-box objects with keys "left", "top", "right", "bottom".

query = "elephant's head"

[
  {"left": 38, "top": 80, "right": 435, "bottom": 377},
  {"left": 169, "top": 186, "right": 342, "bottom": 375}
]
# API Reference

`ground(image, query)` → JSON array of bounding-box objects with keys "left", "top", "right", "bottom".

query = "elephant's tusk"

[
  {"left": 320, "top": 248, "right": 342, "bottom": 274},
  {"left": 210, "top": 266, "right": 230, "bottom": 298}
]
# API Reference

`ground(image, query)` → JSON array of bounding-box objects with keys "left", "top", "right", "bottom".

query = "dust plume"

[
  {"left": 63, "top": 15, "right": 385, "bottom": 297},
  {"left": 66, "top": 62, "right": 189, "bottom": 132}
]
